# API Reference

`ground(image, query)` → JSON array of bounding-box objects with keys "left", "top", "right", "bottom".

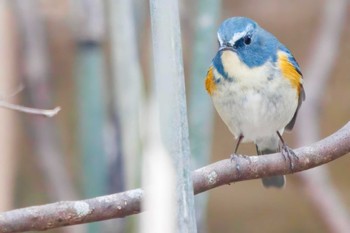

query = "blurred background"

[{"left": 0, "top": 0, "right": 349, "bottom": 232}]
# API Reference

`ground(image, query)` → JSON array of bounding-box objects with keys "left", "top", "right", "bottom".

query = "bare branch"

[
  {"left": 0, "top": 101, "right": 60, "bottom": 117},
  {"left": 0, "top": 189, "right": 143, "bottom": 233},
  {"left": 193, "top": 121, "right": 350, "bottom": 194},
  {"left": 0, "top": 122, "right": 349, "bottom": 232}
]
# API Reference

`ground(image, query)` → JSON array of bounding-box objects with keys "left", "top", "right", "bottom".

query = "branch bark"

[
  {"left": 0, "top": 189, "right": 143, "bottom": 233},
  {"left": 193, "top": 121, "right": 350, "bottom": 194},
  {"left": 0, "top": 121, "right": 349, "bottom": 232}
]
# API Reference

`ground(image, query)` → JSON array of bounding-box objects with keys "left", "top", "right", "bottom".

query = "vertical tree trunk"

[
  {"left": 149, "top": 0, "right": 197, "bottom": 232},
  {"left": 72, "top": 0, "right": 108, "bottom": 232}
]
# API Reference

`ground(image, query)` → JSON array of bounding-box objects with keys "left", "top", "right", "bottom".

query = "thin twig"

[
  {"left": 0, "top": 101, "right": 60, "bottom": 117},
  {"left": 0, "top": 84, "right": 24, "bottom": 100},
  {"left": 0, "top": 122, "right": 349, "bottom": 232}
]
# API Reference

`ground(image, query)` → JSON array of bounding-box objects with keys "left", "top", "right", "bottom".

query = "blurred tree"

[
  {"left": 0, "top": 0, "right": 18, "bottom": 212},
  {"left": 295, "top": 0, "right": 350, "bottom": 232},
  {"left": 108, "top": 0, "right": 144, "bottom": 191},
  {"left": 188, "top": 0, "right": 221, "bottom": 231},
  {"left": 72, "top": 0, "right": 108, "bottom": 232},
  {"left": 104, "top": 0, "right": 147, "bottom": 232},
  {"left": 13, "top": 0, "right": 77, "bottom": 202}
]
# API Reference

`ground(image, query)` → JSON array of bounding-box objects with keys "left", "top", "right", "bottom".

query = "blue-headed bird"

[{"left": 205, "top": 17, "right": 305, "bottom": 188}]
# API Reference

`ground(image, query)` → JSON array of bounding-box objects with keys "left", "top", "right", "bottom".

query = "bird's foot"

[{"left": 280, "top": 144, "right": 298, "bottom": 171}]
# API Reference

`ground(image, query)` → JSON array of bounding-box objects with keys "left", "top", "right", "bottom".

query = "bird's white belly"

[{"left": 212, "top": 77, "right": 298, "bottom": 143}]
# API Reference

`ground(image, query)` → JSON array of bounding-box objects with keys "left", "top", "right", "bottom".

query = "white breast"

[{"left": 211, "top": 52, "right": 298, "bottom": 143}]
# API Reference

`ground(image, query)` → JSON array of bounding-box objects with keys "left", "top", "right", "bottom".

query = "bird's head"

[{"left": 214, "top": 17, "right": 279, "bottom": 78}]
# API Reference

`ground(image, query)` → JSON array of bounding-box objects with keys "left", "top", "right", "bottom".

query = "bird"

[{"left": 205, "top": 17, "right": 305, "bottom": 188}]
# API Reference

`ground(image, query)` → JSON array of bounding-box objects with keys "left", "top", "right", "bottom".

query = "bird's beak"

[{"left": 219, "top": 45, "right": 236, "bottom": 52}]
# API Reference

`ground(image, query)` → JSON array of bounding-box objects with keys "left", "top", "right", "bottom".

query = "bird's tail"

[{"left": 255, "top": 136, "right": 285, "bottom": 188}]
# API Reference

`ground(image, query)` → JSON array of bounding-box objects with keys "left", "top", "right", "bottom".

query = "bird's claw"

[{"left": 281, "top": 144, "right": 298, "bottom": 171}]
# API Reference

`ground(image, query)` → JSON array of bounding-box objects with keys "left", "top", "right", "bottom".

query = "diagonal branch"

[
  {"left": 193, "top": 121, "right": 350, "bottom": 194},
  {"left": 0, "top": 122, "right": 349, "bottom": 233},
  {"left": 0, "top": 101, "right": 61, "bottom": 118}
]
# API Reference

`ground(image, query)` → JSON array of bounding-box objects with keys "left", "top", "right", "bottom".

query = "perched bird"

[{"left": 205, "top": 17, "right": 305, "bottom": 188}]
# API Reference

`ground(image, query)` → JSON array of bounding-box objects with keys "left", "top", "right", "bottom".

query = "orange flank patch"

[
  {"left": 205, "top": 66, "right": 216, "bottom": 95},
  {"left": 278, "top": 52, "right": 302, "bottom": 95}
]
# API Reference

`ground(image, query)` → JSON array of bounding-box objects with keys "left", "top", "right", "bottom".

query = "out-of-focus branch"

[
  {"left": 0, "top": 84, "right": 23, "bottom": 100},
  {"left": 1, "top": 122, "right": 349, "bottom": 232},
  {"left": 297, "top": 0, "right": 348, "bottom": 141},
  {"left": 295, "top": 0, "right": 350, "bottom": 232},
  {"left": 0, "top": 82, "right": 60, "bottom": 118},
  {"left": 0, "top": 101, "right": 60, "bottom": 117}
]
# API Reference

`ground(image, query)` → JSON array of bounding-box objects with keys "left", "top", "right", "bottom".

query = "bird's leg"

[
  {"left": 230, "top": 134, "right": 243, "bottom": 160},
  {"left": 234, "top": 134, "right": 243, "bottom": 154},
  {"left": 276, "top": 131, "right": 298, "bottom": 171},
  {"left": 230, "top": 135, "right": 244, "bottom": 177}
]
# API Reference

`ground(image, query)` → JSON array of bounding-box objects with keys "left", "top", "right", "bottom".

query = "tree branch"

[
  {"left": 0, "top": 189, "right": 143, "bottom": 233},
  {"left": 0, "top": 101, "right": 60, "bottom": 117},
  {"left": 193, "top": 121, "right": 350, "bottom": 194},
  {"left": 1, "top": 122, "right": 349, "bottom": 232}
]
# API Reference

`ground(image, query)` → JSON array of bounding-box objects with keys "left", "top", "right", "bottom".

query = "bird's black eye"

[{"left": 244, "top": 35, "right": 251, "bottom": 45}]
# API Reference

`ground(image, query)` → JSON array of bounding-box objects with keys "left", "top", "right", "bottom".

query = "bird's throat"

[{"left": 220, "top": 51, "right": 271, "bottom": 80}]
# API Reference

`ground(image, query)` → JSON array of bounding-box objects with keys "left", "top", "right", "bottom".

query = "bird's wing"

[{"left": 277, "top": 47, "right": 305, "bottom": 131}]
